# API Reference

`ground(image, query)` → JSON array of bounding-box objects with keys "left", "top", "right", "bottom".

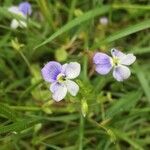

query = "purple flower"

[
  {"left": 41, "top": 61, "right": 81, "bottom": 102},
  {"left": 8, "top": 2, "right": 32, "bottom": 29},
  {"left": 93, "top": 48, "right": 136, "bottom": 81},
  {"left": 19, "top": 2, "right": 32, "bottom": 15}
]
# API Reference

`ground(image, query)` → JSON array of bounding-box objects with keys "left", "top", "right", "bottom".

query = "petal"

[
  {"left": 41, "top": 61, "right": 62, "bottom": 83},
  {"left": 63, "top": 62, "right": 81, "bottom": 79},
  {"left": 50, "top": 82, "right": 58, "bottom": 93},
  {"left": 8, "top": 6, "right": 20, "bottom": 14},
  {"left": 61, "top": 63, "right": 67, "bottom": 73},
  {"left": 19, "top": 2, "right": 32, "bottom": 15},
  {"left": 113, "top": 65, "right": 131, "bottom": 81},
  {"left": 10, "top": 19, "right": 19, "bottom": 29},
  {"left": 50, "top": 83, "right": 67, "bottom": 102},
  {"left": 95, "top": 64, "right": 112, "bottom": 75},
  {"left": 111, "top": 48, "right": 126, "bottom": 59},
  {"left": 93, "top": 53, "right": 112, "bottom": 75},
  {"left": 19, "top": 21, "right": 27, "bottom": 28},
  {"left": 65, "top": 80, "right": 79, "bottom": 96},
  {"left": 120, "top": 54, "right": 136, "bottom": 65},
  {"left": 93, "top": 52, "right": 112, "bottom": 65}
]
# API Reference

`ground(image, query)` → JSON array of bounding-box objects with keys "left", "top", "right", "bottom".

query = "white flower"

[
  {"left": 8, "top": 2, "right": 32, "bottom": 29},
  {"left": 93, "top": 48, "right": 136, "bottom": 81},
  {"left": 41, "top": 61, "right": 81, "bottom": 102}
]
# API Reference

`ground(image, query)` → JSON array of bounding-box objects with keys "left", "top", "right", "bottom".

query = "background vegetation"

[{"left": 0, "top": 0, "right": 150, "bottom": 149}]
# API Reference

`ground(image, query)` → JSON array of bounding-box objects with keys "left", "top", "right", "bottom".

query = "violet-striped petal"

[
  {"left": 93, "top": 52, "right": 112, "bottom": 65},
  {"left": 50, "top": 83, "right": 67, "bottom": 102},
  {"left": 95, "top": 64, "right": 112, "bottom": 75},
  {"left": 93, "top": 53, "right": 112, "bottom": 75},
  {"left": 65, "top": 80, "right": 79, "bottom": 96},
  {"left": 63, "top": 62, "right": 81, "bottom": 79},
  {"left": 113, "top": 65, "right": 131, "bottom": 81},
  {"left": 19, "top": 2, "right": 32, "bottom": 15},
  {"left": 41, "top": 61, "right": 62, "bottom": 83}
]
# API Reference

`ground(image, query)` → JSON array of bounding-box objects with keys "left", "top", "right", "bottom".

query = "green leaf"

[
  {"left": 134, "top": 63, "right": 150, "bottom": 102},
  {"left": 0, "top": 103, "right": 18, "bottom": 121},
  {"left": 113, "top": 128, "right": 144, "bottom": 150},
  {"left": 131, "top": 47, "right": 150, "bottom": 54},
  {"left": 105, "top": 90, "right": 142, "bottom": 119},
  {"left": 0, "top": 119, "right": 41, "bottom": 134},
  {"left": 96, "top": 19, "right": 150, "bottom": 46},
  {"left": 34, "top": 5, "right": 110, "bottom": 49}
]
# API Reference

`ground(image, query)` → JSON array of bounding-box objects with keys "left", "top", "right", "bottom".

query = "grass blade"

[
  {"left": 113, "top": 128, "right": 144, "bottom": 150},
  {"left": 34, "top": 5, "right": 110, "bottom": 49},
  {"left": 0, "top": 119, "right": 41, "bottom": 134},
  {"left": 95, "top": 20, "right": 150, "bottom": 46},
  {"left": 0, "top": 103, "right": 18, "bottom": 121},
  {"left": 134, "top": 63, "right": 150, "bottom": 102},
  {"left": 105, "top": 90, "right": 142, "bottom": 119}
]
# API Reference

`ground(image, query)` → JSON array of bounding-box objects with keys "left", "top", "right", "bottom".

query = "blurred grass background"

[{"left": 0, "top": 0, "right": 150, "bottom": 149}]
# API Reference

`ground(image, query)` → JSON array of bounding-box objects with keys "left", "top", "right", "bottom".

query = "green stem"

[
  {"left": 68, "top": 0, "right": 77, "bottom": 21},
  {"left": 112, "top": 4, "right": 150, "bottom": 10},
  {"left": 10, "top": 106, "right": 41, "bottom": 111},
  {"left": 17, "top": 49, "right": 33, "bottom": 75},
  {"left": 79, "top": 111, "right": 84, "bottom": 150}
]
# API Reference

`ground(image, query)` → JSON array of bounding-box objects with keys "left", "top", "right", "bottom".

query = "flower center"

[
  {"left": 56, "top": 73, "right": 66, "bottom": 83},
  {"left": 112, "top": 57, "right": 120, "bottom": 66}
]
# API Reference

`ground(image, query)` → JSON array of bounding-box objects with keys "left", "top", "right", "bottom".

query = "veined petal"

[
  {"left": 50, "top": 83, "right": 67, "bottom": 102},
  {"left": 50, "top": 82, "right": 58, "bottom": 93},
  {"left": 61, "top": 63, "right": 67, "bottom": 73},
  {"left": 93, "top": 52, "right": 112, "bottom": 75},
  {"left": 120, "top": 54, "right": 136, "bottom": 65},
  {"left": 93, "top": 52, "right": 112, "bottom": 65},
  {"left": 95, "top": 64, "right": 112, "bottom": 75},
  {"left": 111, "top": 48, "right": 126, "bottom": 59},
  {"left": 65, "top": 80, "right": 79, "bottom": 96},
  {"left": 19, "top": 2, "right": 32, "bottom": 15},
  {"left": 63, "top": 62, "right": 81, "bottom": 79},
  {"left": 113, "top": 65, "right": 131, "bottom": 81},
  {"left": 41, "top": 61, "right": 62, "bottom": 83}
]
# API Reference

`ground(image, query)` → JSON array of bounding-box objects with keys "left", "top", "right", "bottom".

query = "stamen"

[
  {"left": 112, "top": 57, "right": 120, "bottom": 66},
  {"left": 57, "top": 73, "right": 66, "bottom": 83}
]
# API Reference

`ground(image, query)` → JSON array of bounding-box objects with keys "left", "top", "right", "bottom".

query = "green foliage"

[{"left": 0, "top": 0, "right": 150, "bottom": 150}]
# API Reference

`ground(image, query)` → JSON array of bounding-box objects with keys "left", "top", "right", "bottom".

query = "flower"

[
  {"left": 41, "top": 61, "right": 81, "bottom": 102},
  {"left": 8, "top": 2, "right": 32, "bottom": 29},
  {"left": 99, "top": 16, "right": 108, "bottom": 25},
  {"left": 93, "top": 48, "right": 136, "bottom": 81}
]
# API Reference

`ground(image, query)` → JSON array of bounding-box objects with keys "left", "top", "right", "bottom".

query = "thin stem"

[
  {"left": 68, "top": 0, "right": 77, "bottom": 21},
  {"left": 10, "top": 106, "right": 41, "bottom": 111},
  {"left": 79, "top": 111, "right": 84, "bottom": 150},
  {"left": 112, "top": 4, "right": 150, "bottom": 10},
  {"left": 17, "top": 49, "right": 33, "bottom": 75}
]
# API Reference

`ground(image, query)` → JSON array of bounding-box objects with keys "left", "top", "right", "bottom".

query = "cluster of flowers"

[
  {"left": 41, "top": 49, "right": 136, "bottom": 102},
  {"left": 8, "top": 3, "right": 136, "bottom": 101}
]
